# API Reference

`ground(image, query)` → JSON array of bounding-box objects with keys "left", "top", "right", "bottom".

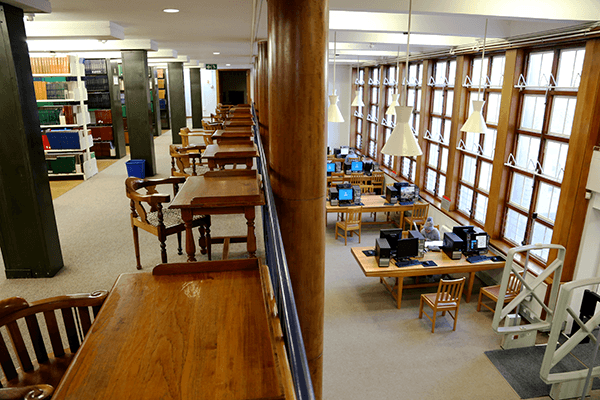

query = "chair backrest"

[
  {"left": 507, "top": 272, "right": 522, "bottom": 296},
  {"left": 125, "top": 177, "right": 185, "bottom": 223},
  {"left": 0, "top": 291, "right": 107, "bottom": 386},
  {"left": 179, "top": 127, "right": 191, "bottom": 147},
  {"left": 371, "top": 171, "right": 384, "bottom": 184},
  {"left": 411, "top": 203, "right": 429, "bottom": 220},
  {"left": 349, "top": 175, "right": 362, "bottom": 185},
  {"left": 434, "top": 277, "right": 466, "bottom": 305},
  {"left": 345, "top": 207, "right": 362, "bottom": 225}
]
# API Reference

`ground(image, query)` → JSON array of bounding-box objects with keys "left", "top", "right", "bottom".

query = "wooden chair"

[
  {"left": 419, "top": 277, "right": 466, "bottom": 333},
  {"left": 477, "top": 272, "right": 522, "bottom": 313},
  {"left": 125, "top": 177, "right": 211, "bottom": 269},
  {"left": 335, "top": 207, "right": 362, "bottom": 245},
  {"left": 0, "top": 291, "right": 107, "bottom": 393},
  {"left": 403, "top": 202, "right": 429, "bottom": 231},
  {"left": 179, "top": 127, "right": 211, "bottom": 147},
  {"left": 169, "top": 145, "right": 206, "bottom": 177},
  {"left": 0, "top": 385, "right": 54, "bottom": 399},
  {"left": 370, "top": 171, "right": 385, "bottom": 194}
]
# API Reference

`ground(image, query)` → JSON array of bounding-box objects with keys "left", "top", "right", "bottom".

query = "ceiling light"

[
  {"left": 226, "top": 64, "right": 231, "bottom": 66},
  {"left": 328, "top": 31, "right": 344, "bottom": 123},
  {"left": 163, "top": 8, "right": 179, "bottom": 13},
  {"left": 213, "top": 52, "right": 220, "bottom": 55},
  {"left": 461, "top": 19, "right": 489, "bottom": 135}
]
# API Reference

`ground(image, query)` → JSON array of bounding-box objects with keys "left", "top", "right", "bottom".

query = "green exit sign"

[{"left": 206, "top": 64, "right": 217, "bottom": 70}]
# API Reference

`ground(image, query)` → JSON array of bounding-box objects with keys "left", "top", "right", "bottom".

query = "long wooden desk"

[
  {"left": 170, "top": 170, "right": 265, "bottom": 260},
  {"left": 202, "top": 143, "right": 258, "bottom": 170},
  {"left": 327, "top": 194, "right": 423, "bottom": 225},
  {"left": 51, "top": 259, "right": 289, "bottom": 399},
  {"left": 212, "top": 130, "right": 253, "bottom": 144},
  {"left": 351, "top": 246, "right": 504, "bottom": 309},
  {"left": 225, "top": 119, "right": 254, "bottom": 128}
]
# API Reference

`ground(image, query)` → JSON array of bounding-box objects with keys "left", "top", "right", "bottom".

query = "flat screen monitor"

[
  {"left": 338, "top": 188, "right": 353, "bottom": 201},
  {"left": 339, "top": 147, "right": 349, "bottom": 156},
  {"left": 363, "top": 161, "right": 373, "bottom": 174},
  {"left": 351, "top": 161, "right": 363, "bottom": 172},
  {"left": 326, "top": 162, "right": 335, "bottom": 172},
  {"left": 380, "top": 229, "right": 402, "bottom": 250},
  {"left": 400, "top": 185, "right": 415, "bottom": 201},
  {"left": 397, "top": 237, "right": 419, "bottom": 259}
]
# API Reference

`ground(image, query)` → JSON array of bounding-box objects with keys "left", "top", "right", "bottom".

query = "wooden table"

[
  {"left": 212, "top": 129, "right": 253, "bottom": 144},
  {"left": 202, "top": 143, "right": 258, "bottom": 170},
  {"left": 225, "top": 119, "right": 254, "bottom": 128},
  {"left": 170, "top": 170, "right": 265, "bottom": 260},
  {"left": 351, "top": 246, "right": 504, "bottom": 309},
  {"left": 51, "top": 259, "right": 288, "bottom": 400},
  {"left": 327, "top": 194, "right": 424, "bottom": 225}
]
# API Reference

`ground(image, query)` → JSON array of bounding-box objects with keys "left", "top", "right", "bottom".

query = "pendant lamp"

[
  {"left": 461, "top": 19, "right": 488, "bottom": 134},
  {"left": 385, "top": 46, "right": 401, "bottom": 116},
  {"left": 328, "top": 31, "right": 344, "bottom": 123},
  {"left": 381, "top": 0, "right": 422, "bottom": 157},
  {"left": 351, "top": 56, "right": 365, "bottom": 107}
]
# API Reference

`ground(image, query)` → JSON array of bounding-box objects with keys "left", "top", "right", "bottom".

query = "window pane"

[
  {"left": 556, "top": 48, "right": 585, "bottom": 88},
  {"left": 357, "top": 134, "right": 362, "bottom": 149},
  {"left": 548, "top": 96, "right": 577, "bottom": 137},
  {"left": 478, "top": 161, "right": 492, "bottom": 192},
  {"left": 504, "top": 208, "right": 528, "bottom": 244},
  {"left": 432, "top": 90, "right": 443, "bottom": 114},
  {"left": 357, "top": 119, "right": 362, "bottom": 133},
  {"left": 482, "top": 129, "right": 496, "bottom": 158},
  {"left": 448, "top": 61, "right": 457, "bottom": 86},
  {"left": 440, "top": 147, "right": 449, "bottom": 173},
  {"left": 368, "top": 140, "right": 376, "bottom": 157},
  {"left": 443, "top": 119, "right": 452, "bottom": 144},
  {"left": 536, "top": 182, "right": 560, "bottom": 223},
  {"left": 435, "top": 61, "right": 447, "bottom": 84},
  {"left": 410, "top": 160, "right": 416, "bottom": 181},
  {"left": 426, "top": 169, "right": 437, "bottom": 193},
  {"left": 527, "top": 51, "right": 554, "bottom": 87},
  {"left": 413, "top": 113, "right": 420, "bottom": 133},
  {"left": 371, "top": 88, "right": 379, "bottom": 103},
  {"left": 531, "top": 222, "right": 553, "bottom": 261},
  {"left": 515, "top": 135, "right": 540, "bottom": 170},
  {"left": 431, "top": 117, "right": 442, "bottom": 138},
  {"left": 416, "top": 89, "right": 422, "bottom": 112},
  {"left": 520, "top": 95, "right": 545, "bottom": 132},
  {"left": 486, "top": 92, "right": 501, "bottom": 125},
  {"left": 407, "top": 89, "right": 415, "bottom": 107},
  {"left": 409, "top": 64, "right": 417, "bottom": 84},
  {"left": 402, "top": 157, "right": 411, "bottom": 177},
  {"left": 428, "top": 143, "right": 439, "bottom": 167},
  {"left": 445, "top": 91, "right": 454, "bottom": 117},
  {"left": 490, "top": 56, "right": 505, "bottom": 87},
  {"left": 370, "top": 122, "right": 377, "bottom": 140},
  {"left": 509, "top": 173, "right": 533, "bottom": 210},
  {"left": 438, "top": 174, "right": 446, "bottom": 198},
  {"left": 383, "top": 154, "right": 392, "bottom": 167},
  {"left": 462, "top": 155, "right": 476, "bottom": 185},
  {"left": 465, "top": 131, "right": 479, "bottom": 153},
  {"left": 474, "top": 193, "right": 488, "bottom": 224},
  {"left": 472, "top": 58, "right": 489, "bottom": 88},
  {"left": 458, "top": 185, "right": 473, "bottom": 214},
  {"left": 543, "top": 140, "right": 568, "bottom": 181}
]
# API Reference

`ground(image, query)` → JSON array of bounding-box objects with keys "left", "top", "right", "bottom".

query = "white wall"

[
  {"left": 183, "top": 68, "right": 192, "bottom": 117},
  {"left": 201, "top": 69, "right": 218, "bottom": 118},
  {"left": 327, "top": 64, "right": 352, "bottom": 149}
]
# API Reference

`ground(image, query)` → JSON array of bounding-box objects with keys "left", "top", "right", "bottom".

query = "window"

[
  {"left": 424, "top": 60, "right": 456, "bottom": 199},
  {"left": 502, "top": 48, "right": 584, "bottom": 262},
  {"left": 354, "top": 68, "right": 365, "bottom": 150},
  {"left": 400, "top": 63, "right": 422, "bottom": 183},
  {"left": 382, "top": 65, "right": 398, "bottom": 169},
  {"left": 367, "top": 67, "right": 381, "bottom": 158}
]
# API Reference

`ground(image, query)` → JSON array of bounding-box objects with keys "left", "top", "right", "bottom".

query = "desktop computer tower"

[
  {"left": 352, "top": 185, "right": 361, "bottom": 205},
  {"left": 385, "top": 186, "right": 398, "bottom": 204},
  {"left": 408, "top": 230, "right": 425, "bottom": 258},
  {"left": 335, "top": 161, "right": 342, "bottom": 172},
  {"left": 329, "top": 187, "right": 339, "bottom": 206},
  {"left": 375, "top": 238, "right": 392, "bottom": 267},
  {"left": 442, "top": 232, "right": 464, "bottom": 260}
]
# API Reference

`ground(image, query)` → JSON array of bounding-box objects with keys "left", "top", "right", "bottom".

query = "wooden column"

[
  {"left": 121, "top": 50, "right": 157, "bottom": 176},
  {"left": 0, "top": 3, "right": 63, "bottom": 278},
  {"left": 257, "top": 40, "right": 269, "bottom": 158},
  {"left": 190, "top": 68, "right": 203, "bottom": 129},
  {"left": 416, "top": 60, "right": 433, "bottom": 187},
  {"left": 268, "top": 0, "right": 327, "bottom": 398},
  {"left": 168, "top": 62, "right": 186, "bottom": 144}
]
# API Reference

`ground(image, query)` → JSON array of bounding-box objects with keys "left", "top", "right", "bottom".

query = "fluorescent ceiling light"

[
  {"left": 226, "top": 64, "right": 231, "bottom": 66},
  {"left": 213, "top": 52, "right": 221, "bottom": 55},
  {"left": 163, "top": 8, "right": 179, "bottom": 13}
]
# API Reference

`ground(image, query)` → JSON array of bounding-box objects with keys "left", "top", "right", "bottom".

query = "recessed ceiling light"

[
  {"left": 213, "top": 52, "right": 220, "bottom": 55},
  {"left": 226, "top": 64, "right": 231, "bottom": 66},
  {"left": 163, "top": 8, "right": 179, "bottom": 13}
]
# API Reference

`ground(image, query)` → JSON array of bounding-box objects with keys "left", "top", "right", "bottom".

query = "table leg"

[
  {"left": 245, "top": 206, "right": 257, "bottom": 257},
  {"left": 208, "top": 159, "right": 216, "bottom": 171},
  {"left": 466, "top": 271, "right": 475, "bottom": 302},
  {"left": 245, "top": 158, "right": 252, "bottom": 169},
  {"left": 182, "top": 209, "right": 197, "bottom": 262},
  {"left": 396, "top": 277, "right": 403, "bottom": 309}
]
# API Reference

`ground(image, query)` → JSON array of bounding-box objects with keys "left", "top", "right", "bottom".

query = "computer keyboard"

[
  {"left": 395, "top": 258, "right": 421, "bottom": 268},
  {"left": 466, "top": 255, "right": 489, "bottom": 263},
  {"left": 398, "top": 201, "right": 415, "bottom": 206}
]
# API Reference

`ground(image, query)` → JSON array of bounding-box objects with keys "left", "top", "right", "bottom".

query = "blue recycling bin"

[{"left": 126, "top": 159, "right": 146, "bottom": 178}]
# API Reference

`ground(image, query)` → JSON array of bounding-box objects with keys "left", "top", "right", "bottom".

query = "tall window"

[
  {"left": 457, "top": 55, "right": 505, "bottom": 225},
  {"left": 401, "top": 63, "right": 422, "bottom": 183},
  {"left": 382, "top": 65, "right": 397, "bottom": 169},
  {"left": 367, "top": 67, "right": 381, "bottom": 158},
  {"left": 355, "top": 68, "right": 365, "bottom": 151},
  {"left": 424, "top": 60, "right": 456, "bottom": 199},
  {"left": 503, "top": 48, "right": 584, "bottom": 262}
]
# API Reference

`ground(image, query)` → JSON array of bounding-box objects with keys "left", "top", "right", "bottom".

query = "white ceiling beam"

[
  {"left": 330, "top": 32, "right": 481, "bottom": 48},
  {"left": 151, "top": 55, "right": 190, "bottom": 63},
  {"left": 1, "top": 0, "right": 50, "bottom": 13},
  {"left": 329, "top": 0, "right": 600, "bottom": 22},
  {"left": 25, "top": 21, "right": 124, "bottom": 40},
  {"left": 184, "top": 59, "right": 200, "bottom": 67},
  {"left": 147, "top": 49, "right": 178, "bottom": 59},
  {"left": 27, "top": 39, "right": 158, "bottom": 52}
]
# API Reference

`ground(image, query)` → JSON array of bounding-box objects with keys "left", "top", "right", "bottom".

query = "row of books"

[
  {"left": 31, "top": 56, "right": 71, "bottom": 75},
  {"left": 38, "top": 105, "right": 77, "bottom": 126},
  {"left": 83, "top": 59, "right": 107, "bottom": 75},
  {"left": 34, "top": 81, "right": 70, "bottom": 100}
]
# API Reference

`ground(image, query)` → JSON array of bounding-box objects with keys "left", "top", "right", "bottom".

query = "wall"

[
  {"left": 201, "top": 69, "right": 217, "bottom": 118},
  {"left": 327, "top": 64, "right": 351, "bottom": 149},
  {"left": 184, "top": 67, "right": 191, "bottom": 117}
]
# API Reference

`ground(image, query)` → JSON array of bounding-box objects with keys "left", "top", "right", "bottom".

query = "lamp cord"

[
  {"left": 477, "top": 19, "right": 488, "bottom": 100},
  {"left": 333, "top": 31, "right": 337, "bottom": 96},
  {"left": 401, "top": 0, "right": 412, "bottom": 106}
]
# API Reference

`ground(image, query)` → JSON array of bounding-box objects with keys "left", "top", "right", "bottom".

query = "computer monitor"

[
  {"left": 339, "top": 147, "right": 349, "bottom": 156},
  {"left": 333, "top": 148, "right": 341, "bottom": 157},
  {"left": 351, "top": 161, "right": 363, "bottom": 172},
  {"left": 380, "top": 228, "right": 403, "bottom": 250},
  {"left": 326, "top": 162, "right": 335, "bottom": 173},
  {"left": 363, "top": 161, "right": 373, "bottom": 175},
  {"left": 400, "top": 185, "right": 415, "bottom": 201},
  {"left": 338, "top": 188, "right": 353, "bottom": 201},
  {"left": 464, "top": 228, "right": 489, "bottom": 255},
  {"left": 452, "top": 225, "right": 474, "bottom": 248},
  {"left": 397, "top": 237, "right": 419, "bottom": 260}
]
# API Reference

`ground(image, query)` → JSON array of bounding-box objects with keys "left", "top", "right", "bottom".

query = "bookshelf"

[
  {"left": 156, "top": 68, "right": 169, "bottom": 129},
  {"left": 33, "top": 55, "right": 97, "bottom": 180}
]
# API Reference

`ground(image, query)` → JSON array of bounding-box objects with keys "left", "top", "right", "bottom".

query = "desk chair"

[
  {"left": 335, "top": 207, "right": 362, "bottom": 245},
  {"left": 477, "top": 272, "right": 521, "bottom": 313},
  {"left": 125, "top": 177, "right": 211, "bottom": 269},
  {"left": 419, "top": 277, "right": 466, "bottom": 333},
  {"left": 170, "top": 145, "right": 207, "bottom": 177},
  {"left": 0, "top": 385, "right": 54, "bottom": 399},
  {"left": 179, "top": 127, "right": 212, "bottom": 147},
  {"left": 403, "top": 203, "right": 429, "bottom": 231},
  {"left": 370, "top": 171, "right": 385, "bottom": 194},
  {"left": 0, "top": 291, "right": 107, "bottom": 395}
]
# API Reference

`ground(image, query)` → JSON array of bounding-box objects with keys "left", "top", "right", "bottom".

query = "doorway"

[{"left": 217, "top": 69, "right": 250, "bottom": 105}]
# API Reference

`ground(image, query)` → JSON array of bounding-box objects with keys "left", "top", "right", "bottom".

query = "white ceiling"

[{"left": 24, "top": 0, "right": 600, "bottom": 68}]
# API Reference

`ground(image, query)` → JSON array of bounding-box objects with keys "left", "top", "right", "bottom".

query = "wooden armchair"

[
  {"left": 179, "top": 127, "right": 212, "bottom": 147},
  {"left": 0, "top": 291, "right": 107, "bottom": 394},
  {"left": 169, "top": 144, "right": 207, "bottom": 177},
  {"left": 477, "top": 272, "right": 522, "bottom": 313},
  {"left": 419, "top": 277, "right": 466, "bottom": 333},
  {"left": 403, "top": 203, "right": 429, "bottom": 231},
  {"left": 335, "top": 207, "right": 362, "bottom": 245},
  {"left": 125, "top": 177, "right": 211, "bottom": 269}
]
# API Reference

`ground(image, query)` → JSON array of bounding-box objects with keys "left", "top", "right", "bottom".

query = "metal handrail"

[{"left": 250, "top": 106, "right": 315, "bottom": 400}]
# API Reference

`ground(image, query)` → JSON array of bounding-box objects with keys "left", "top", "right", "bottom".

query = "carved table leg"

[
  {"left": 181, "top": 209, "right": 196, "bottom": 262},
  {"left": 245, "top": 206, "right": 256, "bottom": 258}
]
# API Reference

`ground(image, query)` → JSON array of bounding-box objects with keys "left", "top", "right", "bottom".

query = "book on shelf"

[{"left": 30, "top": 56, "right": 71, "bottom": 75}]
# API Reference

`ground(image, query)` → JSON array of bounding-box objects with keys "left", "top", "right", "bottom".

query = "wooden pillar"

[
  {"left": 257, "top": 40, "right": 269, "bottom": 158},
  {"left": 0, "top": 3, "right": 63, "bottom": 278},
  {"left": 268, "top": 0, "right": 327, "bottom": 398},
  {"left": 190, "top": 68, "right": 203, "bottom": 129},
  {"left": 121, "top": 50, "right": 157, "bottom": 176},
  {"left": 168, "top": 62, "right": 186, "bottom": 144}
]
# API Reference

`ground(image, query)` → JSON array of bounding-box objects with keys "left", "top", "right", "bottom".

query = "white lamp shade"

[
  {"left": 385, "top": 93, "right": 400, "bottom": 115},
  {"left": 351, "top": 90, "right": 365, "bottom": 107},
  {"left": 461, "top": 100, "right": 487, "bottom": 133},
  {"left": 381, "top": 106, "right": 422, "bottom": 157},
  {"left": 328, "top": 94, "right": 345, "bottom": 123}
]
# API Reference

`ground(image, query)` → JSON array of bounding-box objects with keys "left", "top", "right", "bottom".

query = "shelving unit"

[
  {"left": 156, "top": 68, "right": 169, "bottom": 130},
  {"left": 33, "top": 55, "right": 97, "bottom": 180}
]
